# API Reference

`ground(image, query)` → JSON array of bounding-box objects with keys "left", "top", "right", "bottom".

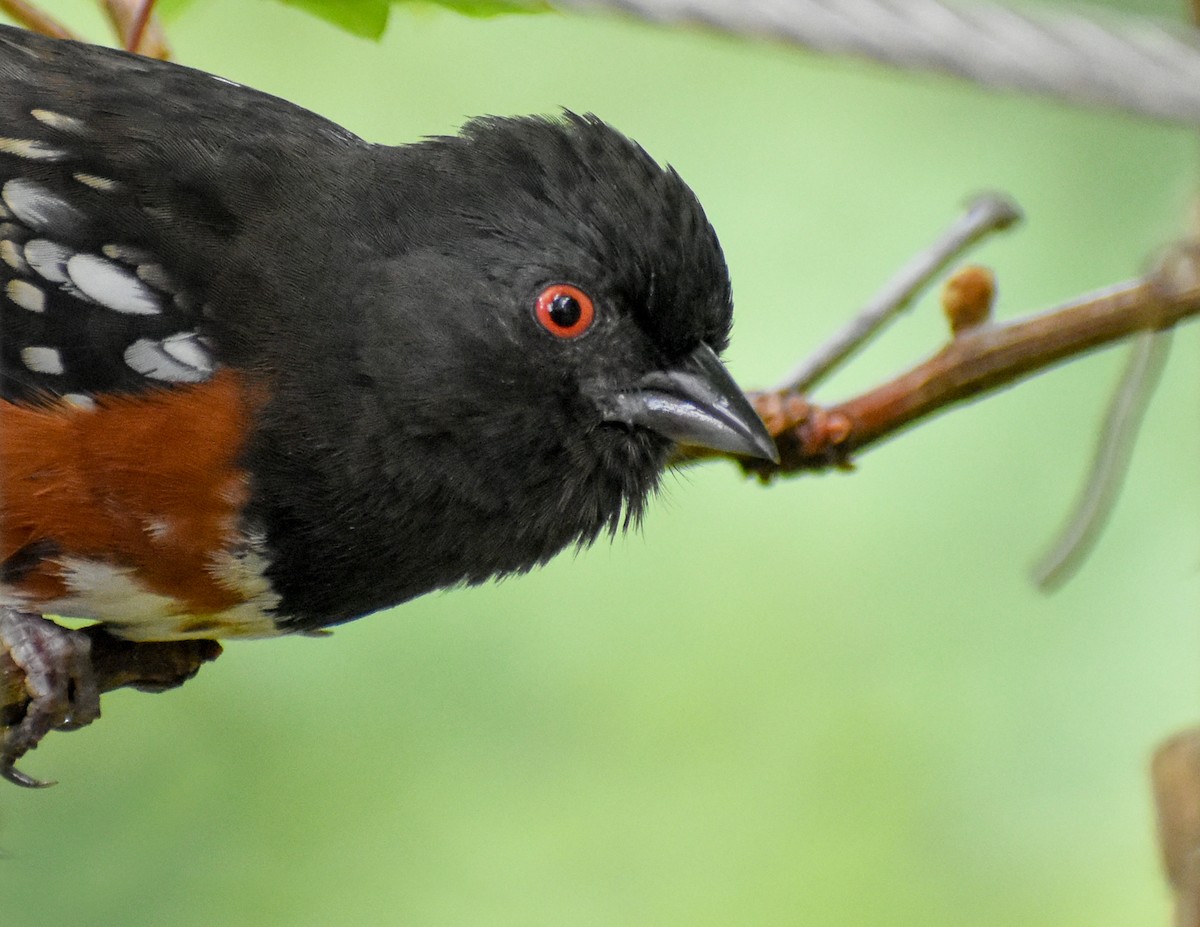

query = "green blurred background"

[{"left": 3, "top": 0, "right": 1199, "bottom": 923}]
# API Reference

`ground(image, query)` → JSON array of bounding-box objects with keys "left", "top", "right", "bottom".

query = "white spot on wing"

[
  {"left": 67, "top": 253, "right": 161, "bottom": 315},
  {"left": 160, "top": 332, "right": 213, "bottom": 372},
  {"left": 2, "top": 178, "right": 84, "bottom": 233},
  {"left": 0, "top": 239, "right": 27, "bottom": 272},
  {"left": 62, "top": 393, "right": 95, "bottom": 410},
  {"left": 124, "top": 336, "right": 211, "bottom": 383},
  {"left": 0, "top": 137, "right": 67, "bottom": 161},
  {"left": 135, "top": 262, "right": 179, "bottom": 294},
  {"left": 30, "top": 109, "right": 86, "bottom": 134},
  {"left": 102, "top": 243, "right": 151, "bottom": 264},
  {"left": 24, "top": 238, "right": 71, "bottom": 282},
  {"left": 7, "top": 278, "right": 44, "bottom": 312},
  {"left": 21, "top": 345, "right": 63, "bottom": 374},
  {"left": 74, "top": 172, "right": 120, "bottom": 192}
]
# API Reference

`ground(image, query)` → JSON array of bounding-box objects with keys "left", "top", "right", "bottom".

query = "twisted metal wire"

[{"left": 550, "top": 0, "right": 1200, "bottom": 125}]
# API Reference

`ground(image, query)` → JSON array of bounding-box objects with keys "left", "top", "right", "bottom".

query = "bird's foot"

[{"left": 1, "top": 610, "right": 100, "bottom": 787}]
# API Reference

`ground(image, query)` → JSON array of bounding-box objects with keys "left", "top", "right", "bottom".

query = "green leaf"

[
  {"left": 154, "top": 0, "right": 199, "bottom": 19},
  {"left": 273, "top": 0, "right": 391, "bottom": 39},
  {"left": 160, "top": 0, "right": 548, "bottom": 41}
]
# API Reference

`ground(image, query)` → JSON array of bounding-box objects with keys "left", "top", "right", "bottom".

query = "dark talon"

[
  {"left": 2, "top": 760, "right": 55, "bottom": 789},
  {"left": 1, "top": 608, "right": 101, "bottom": 787}
]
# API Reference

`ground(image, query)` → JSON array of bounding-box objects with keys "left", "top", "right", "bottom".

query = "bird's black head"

[
  {"left": 343, "top": 112, "right": 775, "bottom": 606},
  {"left": 445, "top": 112, "right": 735, "bottom": 361}
]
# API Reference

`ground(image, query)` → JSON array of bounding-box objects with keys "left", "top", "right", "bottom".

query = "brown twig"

[
  {"left": 99, "top": 0, "right": 170, "bottom": 59},
  {"left": 1153, "top": 728, "right": 1200, "bottom": 927},
  {"left": 0, "top": 0, "right": 79, "bottom": 39},
  {"left": 684, "top": 244, "right": 1200, "bottom": 474},
  {"left": 777, "top": 194, "right": 1021, "bottom": 392},
  {"left": 122, "top": 0, "right": 155, "bottom": 54},
  {"left": 0, "top": 0, "right": 171, "bottom": 57}
]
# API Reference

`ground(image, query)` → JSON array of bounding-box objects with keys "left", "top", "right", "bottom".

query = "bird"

[{"left": 0, "top": 24, "right": 777, "bottom": 785}]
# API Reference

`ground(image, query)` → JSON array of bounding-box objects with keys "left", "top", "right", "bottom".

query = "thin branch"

[
  {"left": 0, "top": 0, "right": 171, "bottom": 57},
  {"left": 549, "top": 0, "right": 1200, "bottom": 126},
  {"left": 0, "top": 0, "right": 79, "bottom": 39},
  {"left": 99, "top": 0, "right": 170, "bottom": 59},
  {"left": 777, "top": 193, "right": 1021, "bottom": 392},
  {"left": 682, "top": 244, "right": 1200, "bottom": 473},
  {"left": 123, "top": 0, "right": 155, "bottom": 54},
  {"left": 1153, "top": 728, "right": 1200, "bottom": 927},
  {"left": 1031, "top": 329, "right": 1171, "bottom": 590}
]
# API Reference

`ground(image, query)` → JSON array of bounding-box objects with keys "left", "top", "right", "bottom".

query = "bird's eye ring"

[{"left": 534, "top": 284, "right": 595, "bottom": 339}]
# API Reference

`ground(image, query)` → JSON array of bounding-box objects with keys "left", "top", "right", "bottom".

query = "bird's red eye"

[{"left": 534, "top": 284, "right": 595, "bottom": 339}]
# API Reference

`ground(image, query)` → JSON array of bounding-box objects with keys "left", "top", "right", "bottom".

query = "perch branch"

[{"left": 2, "top": 624, "right": 221, "bottom": 719}]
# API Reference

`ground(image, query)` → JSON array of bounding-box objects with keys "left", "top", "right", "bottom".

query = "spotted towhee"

[{"left": 0, "top": 24, "right": 777, "bottom": 785}]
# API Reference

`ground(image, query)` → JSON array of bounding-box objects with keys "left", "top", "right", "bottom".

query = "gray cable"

[{"left": 550, "top": 0, "right": 1200, "bottom": 125}]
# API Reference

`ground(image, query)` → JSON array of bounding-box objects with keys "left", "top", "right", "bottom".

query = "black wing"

[{"left": 0, "top": 26, "right": 365, "bottom": 401}]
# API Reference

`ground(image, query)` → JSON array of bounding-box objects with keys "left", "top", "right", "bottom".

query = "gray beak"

[{"left": 596, "top": 343, "right": 779, "bottom": 463}]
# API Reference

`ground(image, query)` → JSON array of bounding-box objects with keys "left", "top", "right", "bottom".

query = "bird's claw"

[{"left": 1, "top": 609, "right": 101, "bottom": 788}]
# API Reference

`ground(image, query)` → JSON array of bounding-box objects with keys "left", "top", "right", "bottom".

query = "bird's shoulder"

[{"left": 0, "top": 25, "right": 378, "bottom": 401}]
